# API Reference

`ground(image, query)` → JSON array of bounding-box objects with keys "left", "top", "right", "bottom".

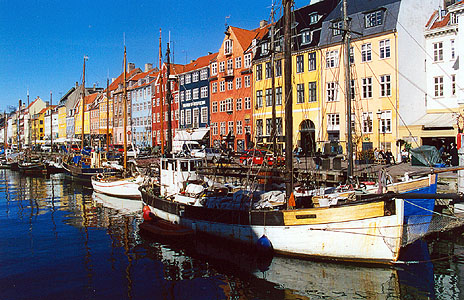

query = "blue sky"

[{"left": 0, "top": 0, "right": 310, "bottom": 112}]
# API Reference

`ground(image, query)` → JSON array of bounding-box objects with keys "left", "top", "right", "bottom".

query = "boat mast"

[
  {"left": 159, "top": 28, "right": 165, "bottom": 155},
  {"left": 283, "top": 0, "right": 293, "bottom": 201},
  {"left": 81, "top": 56, "right": 86, "bottom": 151},
  {"left": 50, "top": 90, "right": 53, "bottom": 152},
  {"left": 27, "top": 89, "right": 30, "bottom": 147},
  {"left": 270, "top": 3, "right": 277, "bottom": 155},
  {"left": 123, "top": 46, "right": 128, "bottom": 171},
  {"left": 106, "top": 78, "right": 110, "bottom": 149},
  {"left": 4, "top": 111, "right": 7, "bottom": 149},
  {"left": 165, "top": 42, "right": 173, "bottom": 155},
  {"left": 343, "top": 0, "right": 353, "bottom": 181}
]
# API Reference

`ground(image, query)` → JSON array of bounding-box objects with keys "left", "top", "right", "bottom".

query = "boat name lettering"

[{"left": 295, "top": 214, "right": 317, "bottom": 219}]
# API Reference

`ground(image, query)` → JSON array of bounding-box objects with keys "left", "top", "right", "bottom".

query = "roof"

[
  {"left": 108, "top": 67, "right": 141, "bottom": 91},
  {"left": 182, "top": 52, "right": 218, "bottom": 74},
  {"left": 231, "top": 26, "right": 267, "bottom": 50}
]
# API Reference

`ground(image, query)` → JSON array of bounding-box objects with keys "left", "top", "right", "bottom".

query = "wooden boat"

[
  {"left": 18, "top": 159, "right": 47, "bottom": 175},
  {"left": 91, "top": 174, "right": 143, "bottom": 199},
  {"left": 139, "top": 216, "right": 195, "bottom": 237}
]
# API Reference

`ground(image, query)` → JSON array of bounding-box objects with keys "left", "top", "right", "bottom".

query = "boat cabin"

[{"left": 160, "top": 157, "right": 203, "bottom": 197}]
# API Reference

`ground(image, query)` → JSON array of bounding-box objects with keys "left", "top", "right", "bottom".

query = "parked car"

[
  {"left": 239, "top": 149, "right": 284, "bottom": 166},
  {"left": 192, "top": 147, "right": 223, "bottom": 162}
]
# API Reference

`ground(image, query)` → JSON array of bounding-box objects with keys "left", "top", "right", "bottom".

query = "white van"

[{"left": 172, "top": 140, "right": 201, "bottom": 154}]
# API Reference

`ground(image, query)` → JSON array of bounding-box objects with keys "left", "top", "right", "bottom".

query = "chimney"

[
  {"left": 75, "top": 81, "right": 79, "bottom": 88},
  {"left": 93, "top": 83, "right": 96, "bottom": 91},
  {"left": 260, "top": 20, "right": 268, "bottom": 28},
  {"left": 190, "top": 59, "right": 195, "bottom": 63},
  {"left": 145, "top": 63, "right": 153, "bottom": 72},
  {"left": 128, "top": 63, "right": 135, "bottom": 72}
]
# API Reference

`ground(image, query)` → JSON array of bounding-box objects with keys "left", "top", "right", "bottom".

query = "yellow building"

[
  {"left": 73, "top": 95, "right": 92, "bottom": 136},
  {"left": 58, "top": 106, "right": 67, "bottom": 138},
  {"left": 98, "top": 93, "right": 113, "bottom": 138}
]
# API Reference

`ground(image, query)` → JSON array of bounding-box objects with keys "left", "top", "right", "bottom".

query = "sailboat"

[
  {"left": 62, "top": 56, "right": 119, "bottom": 183},
  {"left": 139, "top": 0, "right": 458, "bottom": 263},
  {"left": 91, "top": 47, "right": 143, "bottom": 199}
]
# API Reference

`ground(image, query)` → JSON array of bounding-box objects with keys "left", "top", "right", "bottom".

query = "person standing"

[{"left": 450, "top": 143, "right": 459, "bottom": 166}]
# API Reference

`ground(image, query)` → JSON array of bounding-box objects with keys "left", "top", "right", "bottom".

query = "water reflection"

[{"left": 1, "top": 169, "right": 464, "bottom": 300}]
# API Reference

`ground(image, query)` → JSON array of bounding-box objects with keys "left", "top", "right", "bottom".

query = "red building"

[
  {"left": 151, "top": 62, "right": 185, "bottom": 148},
  {"left": 209, "top": 24, "right": 268, "bottom": 152}
]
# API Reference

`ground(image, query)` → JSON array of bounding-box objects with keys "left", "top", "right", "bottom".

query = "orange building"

[{"left": 209, "top": 24, "right": 268, "bottom": 151}]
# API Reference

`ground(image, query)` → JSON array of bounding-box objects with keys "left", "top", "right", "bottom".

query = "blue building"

[
  {"left": 177, "top": 53, "right": 217, "bottom": 141},
  {"left": 128, "top": 65, "right": 158, "bottom": 148}
]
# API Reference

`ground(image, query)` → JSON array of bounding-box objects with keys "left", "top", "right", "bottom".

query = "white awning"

[
  {"left": 174, "top": 128, "right": 210, "bottom": 141},
  {"left": 411, "top": 112, "right": 456, "bottom": 128}
]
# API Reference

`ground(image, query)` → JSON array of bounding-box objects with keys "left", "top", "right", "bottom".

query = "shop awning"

[{"left": 412, "top": 112, "right": 456, "bottom": 128}]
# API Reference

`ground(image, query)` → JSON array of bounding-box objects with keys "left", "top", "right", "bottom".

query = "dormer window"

[
  {"left": 309, "top": 13, "right": 319, "bottom": 25},
  {"left": 332, "top": 21, "right": 343, "bottom": 36},
  {"left": 261, "top": 42, "right": 269, "bottom": 55},
  {"left": 301, "top": 30, "right": 312, "bottom": 45},
  {"left": 365, "top": 10, "right": 384, "bottom": 28},
  {"left": 224, "top": 39, "right": 233, "bottom": 55}
]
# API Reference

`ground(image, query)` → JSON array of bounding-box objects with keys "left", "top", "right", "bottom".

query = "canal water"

[{"left": 0, "top": 169, "right": 463, "bottom": 300}]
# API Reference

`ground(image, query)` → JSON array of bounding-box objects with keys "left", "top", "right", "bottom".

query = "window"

[
  {"left": 198, "top": 107, "right": 207, "bottom": 124},
  {"left": 193, "top": 108, "right": 199, "bottom": 127},
  {"left": 186, "top": 90, "right": 192, "bottom": 101},
  {"left": 365, "top": 10, "right": 383, "bottom": 28},
  {"left": 219, "top": 100, "right": 226, "bottom": 112},
  {"left": 212, "top": 122, "right": 218, "bottom": 135},
  {"left": 275, "top": 60, "right": 282, "bottom": 77},
  {"left": 212, "top": 102, "right": 218, "bottom": 113},
  {"left": 451, "top": 40, "right": 455, "bottom": 60},
  {"left": 236, "top": 77, "right": 242, "bottom": 89},
  {"left": 256, "top": 90, "right": 263, "bottom": 108},
  {"left": 227, "top": 80, "right": 233, "bottom": 90},
  {"left": 236, "top": 120, "right": 243, "bottom": 135},
  {"left": 296, "top": 55, "right": 304, "bottom": 73},
  {"left": 256, "top": 64, "right": 263, "bottom": 81},
  {"left": 193, "top": 88, "right": 199, "bottom": 99},
  {"left": 261, "top": 42, "right": 269, "bottom": 55},
  {"left": 228, "top": 121, "right": 234, "bottom": 134},
  {"left": 362, "top": 77, "right": 373, "bottom": 98},
  {"left": 265, "top": 62, "right": 272, "bottom": 79},
  {"left": 227, "top": 59, "right": 233, "bottom": 72},
  {"left": 245, "top": 97, "right": 251, "bottom": 110},
  {"left": 220, "top": 122, "right": 226, "bottom": 135},
  {"left": 185, "top": 109, "right": 192, "bottom": 125},
  {"left": 379, "top": 75, "right": 391, "bottom": 97},
  {"left": 224, "top": 39, "right": 233, "bottom": 55},
  {"left": 256, "top": 119, "right": 263, "bottom": 136},
  {"left": 308, "top": 52, "right": 316, "bottom": 71},
  {"left": 219, "top": 61, "right": 225, "bottom": 73},
  {"left": 452, "top": 74, "right": 456, "bottom": 96},
  {"left": 265, "top": 88, "right": 272, "bottom": 107},
  {"left": 212, "top": 82, "right": 217, "bottom": 93},
  {"left": 244, "top": 76, "right": 251, "bottom": 87},
  {"left": 309, "top": 13, "right": 318, "bottom": 24},
  {"left": 350, "top": 79, "right": 355, "bottom": 100},
  {"left": 433, "top": 42, "right": 443, "bottom": 62},
  {"left": 211, "top": 62, "right": 218, "bottom": 75},
  {"left": 308, "top": 82, "right": 317, "bottom": 102},
  {"left": 362, "top": 112, "right": 373, "bottom": 133},
  {"left": 200, "top": 86, "right": 208, "bottom": 98},
  {"left": 297, "top": 83, "right": 305, "bottom": 103},
  {"left": 180, "top": 75, "right": 184, "bottom": 85},
  {"left": 326, "top": 82, "right": 337, "bottom": 102},
  {"left": 379, "top": 39, "right": 390, "bottom": 59},
  {"left": 266, "top": 118, "right": 272, "bottom": 135},
  {"left": 185, "top": 74, "right": 191, "bottom": 84},
  {"left": 379, "top": 110, "right": 392, "bottom": 133},
  {"left": 302, "top": 30, "right": 311, "bottom": 44},
  {"left": 220, "top": 81, "right": 225, "bottom": 92},
  {"left": 200, "top": 69, "right": 208, "bottom": 80},
  {"left": 326, "top": 50, "right": 339, "bottom": 68},
  {"left": 192, "top": 72, "right": 199, "bottom": 82},
  {"left": 361, "top": 43, "right": 372, "bottom": 62},
  {"left": 235, "top": 57, "right": 242, "bottom": 69},
  {"left": 434, "top": 76, "right": 443, "bottom": 97},
  {"left": 226, "top": 98, "right": 233, "bottom": 112},
  {"left": 327, "top": 113, "right": 340, "bottom": 130},
  {"left": 236, "top": 98, "right": 242, "bottom": 111},
  {"left": 332, "top": 21, "right": 343, "bottom": 36},
  {"left": 276, "top": 87, "right": 282, "bottom": 106},
  {"left": 244, "top": 53, "right": 252, "bottom": 68}
]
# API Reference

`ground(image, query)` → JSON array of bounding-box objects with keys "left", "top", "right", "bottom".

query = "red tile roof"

[
  {"left": 231, "top": 25, "right": 270, "bottom": 50},
  {"left": 182, "top": 52, "right": 218, "bottom": 73}
]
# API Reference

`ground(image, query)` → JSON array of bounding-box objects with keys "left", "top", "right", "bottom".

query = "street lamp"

[{"left": 376, "top": 110, "right": 382, "bottom": 150}]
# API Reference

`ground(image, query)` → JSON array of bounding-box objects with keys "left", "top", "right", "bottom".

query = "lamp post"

[{"left": 376, "top": 110, "right": 382, "bottom": 150}]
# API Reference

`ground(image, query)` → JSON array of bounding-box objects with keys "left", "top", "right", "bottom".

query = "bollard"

[{"left": 458, "top": 147, "right": 464, "bottom": 193}]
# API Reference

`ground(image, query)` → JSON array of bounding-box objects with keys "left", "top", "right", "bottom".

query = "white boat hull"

[
  {"left": 146, "top": 198, "right": 404, "bottom": 263},
  {"left": 92, "top": 175, "right": 143, "bottom": 199}
]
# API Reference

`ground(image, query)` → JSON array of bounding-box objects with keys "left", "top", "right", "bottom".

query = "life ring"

[{"left": 96, "top": 173, "right": 104, "bottom": 180}]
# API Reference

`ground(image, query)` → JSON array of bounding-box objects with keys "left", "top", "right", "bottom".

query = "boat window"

[
  {"left": 180, "top": 162, "right": 189, "bottom": 171},
  {"left": 190, "top": 161, "right": 196, "bottom": 170},
  {"left": 170, "top": 161, "right": 177, "bottom": 171},
  {"left": 162, "top": 160, "right": 167, "bottom": 170},
  {"left": 194, "top": 160, "right": 203, "bottom": 168}
]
